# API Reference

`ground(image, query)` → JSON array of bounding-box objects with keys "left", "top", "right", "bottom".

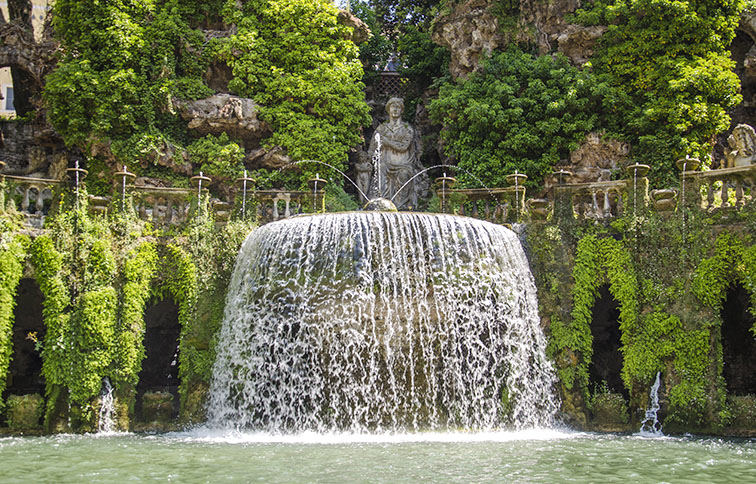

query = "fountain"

[{"left": 207, "top": 211, "right": 558, "bottom": 432}]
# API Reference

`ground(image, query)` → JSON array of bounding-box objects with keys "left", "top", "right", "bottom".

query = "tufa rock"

[
  {"left": 432, "top": 0, "right": 604, "bottom": 78},
  {"left": 245, "top": 145, "right": 291, "bottom": 170},
  {"left": 337, "top": 9, "right": 370, "bottom": 44},
  {"left": 432, "top": 0, "right": 501, "bottom": 79},
  {"left": 177, "top": 93, "right": 268, "bottom": 143}
]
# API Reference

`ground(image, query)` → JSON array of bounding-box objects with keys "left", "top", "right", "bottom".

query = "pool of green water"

[{"left": 0, "top": 429, "right": 753, "bottom": 483}]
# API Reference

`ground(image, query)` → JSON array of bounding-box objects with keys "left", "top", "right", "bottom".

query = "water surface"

[{"left": 1, "top": 429, "right": 752, "bottom": 483}]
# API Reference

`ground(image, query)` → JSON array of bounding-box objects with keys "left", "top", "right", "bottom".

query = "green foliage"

[
  {"left": 44, "top": 0, "right": 213, "bottom": 164},
  {"left": 351, "top": 1, "right": 393, "bottom": 81},
  {"left": 574, "top": 0, "right": 744, "bottom": 186},
  {"left": 187, "top": 133, "right": 245, "bottom": 180},
  {"left": 158, "top": 244, "right": 199, "bottom": 407},
  {"left": 30, "top": 236, "right": 71, "bottom": 392},
  {"left": 6, "top": 394, "right": 44, "bottom": 430},
  {"left": 170, "top": 209, "right": 255, "bottom": 406},
  {"left": 693, "top": 233, "right": 756, "bottom": 319},
  {"left": 45, "top": 0, "right": 368, "bottom": 187},
  {"left": 0, "top": 234, "right": 29, "bottom": 410},
  {"left": 28, "top": 193, "right": 163, "bottom": 428},
  {"left": 217, "top": 0, "right": 370, "bottom": 181},
  {"left": 115, "top": 242, "right": 158, "bottom": 387},
  {"left": 534, "top": 207, "right": 755, "bottom": 431},
  {"left": 548, "top": 234, "right": 639, "bottom": 393},
  {"left": 30, "top": 200, "right": 120, "bottom": 425},
  {"left": 429, "top": 48, "right": 606, "bottom": 188},
  {"left": 396, "top": 25, "right": 450, "bottom": 114}
]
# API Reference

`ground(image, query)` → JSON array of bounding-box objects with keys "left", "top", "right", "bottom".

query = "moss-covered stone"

[
  {"left": 180, "top": 381, "right": 209, "bottom": 425},
  {"left": 590, "top": 392, "right": 630, "bottom": 432},
  {"left": 725, "top": 395, "right": 756, "bottom": 437},
  {"left": 141, "top": 392, "right": 174, "bottom": 423},
  {"left": 6, "top": 394, "right": 44, "bottom": 431}
]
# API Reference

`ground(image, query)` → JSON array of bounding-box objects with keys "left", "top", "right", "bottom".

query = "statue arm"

[{"left": 381, "top": 125, "right": 414, "bottom": 153}]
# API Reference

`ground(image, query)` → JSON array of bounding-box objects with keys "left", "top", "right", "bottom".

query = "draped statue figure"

[{"left": 367, "top": 97, "right": 422, "bottom": 209}]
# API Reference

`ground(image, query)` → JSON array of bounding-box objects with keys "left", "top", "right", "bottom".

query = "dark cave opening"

[
  {"left": 136, "top": 298, "right": 181, "bottom": 419},
  {"left": 721, "top": 284, "right": 756, "bottom": 396},
  {"left": 589, "top": 285, "right": 627, "bottom": 399},
  {"left": 6, "top": 278, "right": 46, "bottom": 397}
]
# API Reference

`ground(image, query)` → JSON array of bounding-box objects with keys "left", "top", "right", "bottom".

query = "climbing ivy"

[
  {"left": 29, "top": 197, "right": 121, "bottom": 427},
  {"left": 548, "top": 234, "right": 639, "bottom": 395},
  {"left": 0, "top": 233, "right": 29, "bottom": 410},
  {"left": 572, "top": 0, "right": 744, "bottom": 185},
  {"left": 692, "top": 232, "right": 756, "bottom": 322},
  {"left": 114, "top": 242, "right": 158, "bottom": 389}
]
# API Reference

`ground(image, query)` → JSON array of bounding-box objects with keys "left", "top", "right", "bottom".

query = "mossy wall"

[
  {"left": 526, "top": 199, "right": 756, "bottom": 435},
  {"left": 0, "top": 185, "right": 254, "bottom": 433},
  {"left": 2, "top": 175, "right": 755, "bottom": 436}
]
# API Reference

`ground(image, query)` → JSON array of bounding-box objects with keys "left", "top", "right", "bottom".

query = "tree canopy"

[
  {"left": 429, "top": 48, "right": 606, "bottom": 188},
  {"left": 573, "top": 0, "right": 744, "bottom": 184},
  {"left": 43, "top": 0, "right": 370, "bottom": 187}
]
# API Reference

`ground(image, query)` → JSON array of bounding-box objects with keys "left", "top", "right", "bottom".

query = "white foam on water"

[{"left": 169, "top": 426, "right": 582, "bottom": 445}]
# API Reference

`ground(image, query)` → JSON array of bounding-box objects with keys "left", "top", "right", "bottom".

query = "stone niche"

[
  {"left": 136, "top": 298, "right": 181, "bottom": 421},
  {"left": 721, "top": 284, "right": 756, "bottom": 396},
  {"left": 588, "top": 285, "right": 626, "bottom": 399},
  {"left": 8, "top": 278, "right": 46, "bottom": 397}
]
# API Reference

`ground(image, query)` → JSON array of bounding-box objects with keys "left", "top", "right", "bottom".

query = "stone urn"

[
  {"left": 551, "top": 169, "right": 573, "bottom": 185},
  {"left": 527, "top": 198, "right": 550, "bottom": 221},
  {"left": 505, "top": 172, "right": 528, "bottom": 186},
  {"left": 625, "top": 163, "right": 650, "bottom": 178},
  {"left": 676, "top": 157, "right": 700, "bottom": 172},
  {"left": 650, "top": 189, "right": 678, "bottom": 212},
  {"left": 190, "top": 172, "right": 212, "bottom": 189}
]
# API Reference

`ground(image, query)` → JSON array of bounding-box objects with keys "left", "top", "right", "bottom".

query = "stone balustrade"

[
  {"left": 3, "top": 164, "right": 754, "bottom": 231},
  {"left": 436, "top": 187, "right": 522, "bottom": 224},
  {"left": 1, "top": 175, "right": 62, "bottom": 228},
  {"left": 131, "top": 186, "right": 195, "bottom": 226},
  {"left": 251, "top": 189, "right": 308, "bottom": 224},
  {"left": 560, "top": 180, "right": 628, "bottom": 220},
  {"left": 681, "top": 165, "right": 756, "bottom": 210}
]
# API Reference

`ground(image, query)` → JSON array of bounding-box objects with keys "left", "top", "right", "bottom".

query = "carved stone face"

[{"left": 388, "top": 102, "right": 402, "bottom": 119}]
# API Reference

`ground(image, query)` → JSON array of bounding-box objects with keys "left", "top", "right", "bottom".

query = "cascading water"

[
  {"left": 207, "top": 212, "right": 558, "bottom": 432},
  {"left": 98, "top": 378, "right": 116, "bottom": 433},
  {"left": 639, "top": 372, "right": 663, "bottom": 436}
]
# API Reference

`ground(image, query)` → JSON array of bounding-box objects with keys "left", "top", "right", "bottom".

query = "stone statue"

[
  {"left": 354, "top": 150, "right": 373, "bottom": 202},
  {"left": 725, "top": 124, "right": 756, "bottom": 168},
  {"left": 367, "top": 97, "right": 422, "bottom": 209}
]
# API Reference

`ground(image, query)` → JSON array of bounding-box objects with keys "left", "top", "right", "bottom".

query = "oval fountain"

[{"left": 206, "top": 210, "right": 559, "bottom": 432}]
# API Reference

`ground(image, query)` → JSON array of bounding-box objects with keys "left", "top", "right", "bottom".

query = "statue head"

[
  {"left": 732, "top": 124, "right": 756, "bottom": 155},
  {"left": 385, "top": 97, "right": 404, "bottom": 119}
]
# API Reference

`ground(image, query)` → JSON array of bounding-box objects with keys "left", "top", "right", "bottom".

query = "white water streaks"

[
  {"left": 639, "top": 372, "right": 663, "bottom": 436},
  {"left": 207, "top": 212, "right": 558, "bottom": 432},
  {"left": 97, "top": 378, "right": 116, "bottom": 434}
]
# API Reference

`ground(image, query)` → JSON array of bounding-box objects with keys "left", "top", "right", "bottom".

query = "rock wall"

[{"left": 432, "top": 0, "right": 602, "bottom": 78}]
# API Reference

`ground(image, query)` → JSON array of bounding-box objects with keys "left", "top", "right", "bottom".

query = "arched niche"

[
  {"left": 589, "top": 285, "right": 627, "bottom": 399},
  {"left": 721, "top": 283, "right": 756, "bottom": 395},
  {"left": 136, "top": 298, "right": 181, "bottom": 419},
  {"left": 7, "top": 278, "right": 46, "bottom": 396}
]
